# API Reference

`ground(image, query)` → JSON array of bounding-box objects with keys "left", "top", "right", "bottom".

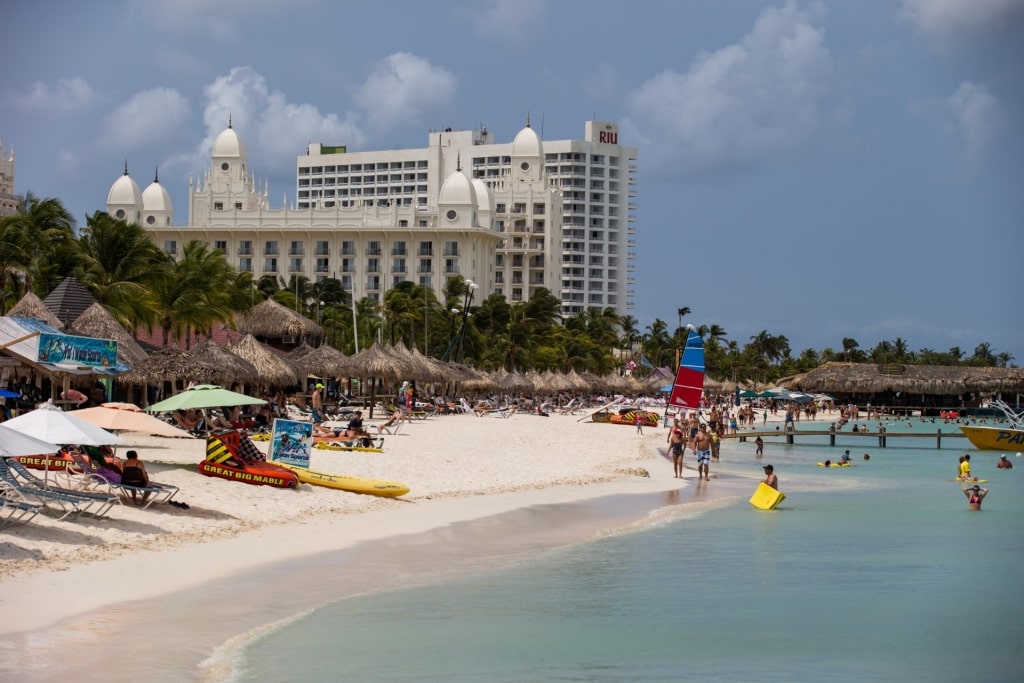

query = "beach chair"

[
  {"left": 0, "top": 485, "right": 43, "bottom": 527},
  {"left": 457, "top": 398, "right": 474, "bottom": 415},
  {"left": 0, "top": 457, "right": 112, "bottom": 520},
  {"left": 491, "top": 406, "right": 518, "bottom": 418},
  {"left": 68, "top": 452, "right": 179, "bottom": 509}
]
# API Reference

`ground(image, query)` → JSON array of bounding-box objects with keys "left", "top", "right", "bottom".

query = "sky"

[{"left": 3, "top": 0, "right": 1022, "bottom": 364}]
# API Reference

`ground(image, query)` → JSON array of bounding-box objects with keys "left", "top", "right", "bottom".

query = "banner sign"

[
  {"left": 268, "top": 418, "right": 313, "bottom": 468},
  {"left": 37, "top": 332, "right": 118, "bottom": 369}
]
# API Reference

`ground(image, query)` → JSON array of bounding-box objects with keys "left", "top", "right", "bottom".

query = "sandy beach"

[{"left": 0, "top": 405, "right": 813, "bottom": 679}]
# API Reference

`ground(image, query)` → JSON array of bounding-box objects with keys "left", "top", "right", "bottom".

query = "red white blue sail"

[{"left": 668, "top": 329, "right": 704, "bottom": 410}]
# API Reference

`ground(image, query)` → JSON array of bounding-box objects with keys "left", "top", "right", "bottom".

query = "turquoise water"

[{"left": 231, "top": 419, "right": 1022, "bottom": 682}]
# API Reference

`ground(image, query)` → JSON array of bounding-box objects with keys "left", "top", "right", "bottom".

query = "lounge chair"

[
  {"left": 0, "top": 457, "right": 114, "bottom": 520},
  {"left": 68, "top": 452, "right": 179, "bottom": 509},
  {"left": 490, "top": 406, "right": 518, "bottom": 418},
  {"left": 0, "top": 485, "right": 43, "bottom": 527}
]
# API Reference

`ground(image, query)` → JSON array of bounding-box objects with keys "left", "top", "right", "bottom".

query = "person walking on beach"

[
  {"left": 635, "top": 413, "right": 644, "bottom": 434},
  {"left": 668, "top": 428, "right": 685, "bottom": 478},
  {"left": 695, "top": 424, "right": 712, "bottom": 481},
  {"left": 762, "top": 464, "right": 778, "bottom": 490},
  {"left": 963, "top": 485, "right": 987, "bottom": 511},
  {"left": 754, "top": 436, "right": 764, "bottom": 457}
]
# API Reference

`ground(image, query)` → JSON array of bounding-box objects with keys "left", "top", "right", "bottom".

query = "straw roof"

[
  {"left": 287, "top": 341, "right": 317, "bottom": 361},
  {"left": 115, "top": 346, "right": 192, "bottom": 385},
  {"left": 347, "top": 341, "right": 411, "bottom": 383},
  {"left": 792, "top": 362, "right": 1024, "bottom": 395},
  {"left": 7, "top": 291, "right": 64, "bottom": 329},
  {"left": 187, "top": 340, "right": 260, "bottom": 384},
  {"left": 237, "top": 297, "right": 323, "bottom": 341},
  {"left": 69, "top": 302, "right": 149, "bottom": 368},
  {"left": 228, "top": 334, "right": 303, "bottom": 386},
  {"left": 299, "top": 344, "right": 353, "bottom": 378}
]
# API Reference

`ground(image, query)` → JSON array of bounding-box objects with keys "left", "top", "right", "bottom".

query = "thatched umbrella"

[
  {"left": 237, "top": 297, "right": 323, "bottom": 343},
  {"left": 300, "top": 344, "right": 353, "bottom": 379},
  {"left": 565, "top": 369, "right": 590, "bottom": 392},
  {"left": 349, "top": 342, "right": 413, "bottom": 383},
  {"left": 228, "top": 334, "right": 303, "bottom": 386},
  {"left": 793, "top": 362, "right": 1024, "bottom": 395},
  {"left": 7, "top": 291, "right": 64, "bottom": 329},
  {"left": 287, "top": 341, "right": 317, "bottom": 362},
  {"left": 116, "top": 346, "right": 192, "bottom": 385},
  {"left": 186, "top": 340, "right": 260, "bottom": 385},
  {"left": 69, "top": 302, "right": 148, "bottom": 368},
  {"left": 388, "top": 342, "right": 437, "bottom": 382},
  {"left": 497, "top": 370, "right": 532, "bottom": 393}
]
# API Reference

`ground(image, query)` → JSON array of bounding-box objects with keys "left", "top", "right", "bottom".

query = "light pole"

[
  {"left": 424, "top": 286, "right": 429, "bottom": 357},
  {"left": 456, "top": 280, "right": 477, "bottom": 364}
]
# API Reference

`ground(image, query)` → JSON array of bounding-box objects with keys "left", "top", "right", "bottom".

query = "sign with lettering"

[{"left": 36, "top": 332, "right": 118, "bottom": 368}]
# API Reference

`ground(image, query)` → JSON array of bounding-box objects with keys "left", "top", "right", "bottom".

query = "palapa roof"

[
  {"left": 347, "top": 341, "right": 413, "bottom": 382},
  {"left": 228, "top": 333, "right": 303, "bottom": 386},
  {"left": 69, "top": 302, "right": 149, "bottom": 367},
  {"left": 115, "top": 346, "right": 192, "bottom": 385},
  {"left": 297, "top": 344, "right": 352, "bottom": 379},
  {"left": 7, "top": 291, "right": 65, "bottom": 329},
  {"left": 42, "top": 277, "right": 97, "bottom": 327},
  {"left": 792, "top": 362, "right": 1024, "bottom": 395},
  {"left": 118, "top": 342, "right": 259, "bottom": 386},
  {"left": 237, "top": 298, "right": 323, "bottom": 341}
]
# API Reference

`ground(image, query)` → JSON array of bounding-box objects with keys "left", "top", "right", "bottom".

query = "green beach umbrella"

[{"left": 144, "top": 384, "right": 266, "bottom": 413}]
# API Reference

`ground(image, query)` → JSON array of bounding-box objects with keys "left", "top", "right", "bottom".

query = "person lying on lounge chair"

[{"left": 377, "top": 411, "right": 400, "bottom": 433}]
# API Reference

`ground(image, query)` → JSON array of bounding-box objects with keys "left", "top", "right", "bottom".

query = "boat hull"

[{"left": 959, "top": 425, "right": 1024, "bottom": 451}]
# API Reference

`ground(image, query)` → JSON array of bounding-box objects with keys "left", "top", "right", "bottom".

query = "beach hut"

[
  {"left": 227, "top": 334, "right": 303, "bottom": 387},
  {"left": 237, "top": 298, "right": 323, "bottom": 349},
  {"left": 6, "top": 291, "right": 65, "bottom": 330}
]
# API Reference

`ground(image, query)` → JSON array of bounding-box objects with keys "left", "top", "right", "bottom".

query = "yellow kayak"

[
  {"left": 817, "top": 461, "right": 851, "bottom": 467},
  {"left": 277, "top": 463, "right": 409, "bottom": 497}
]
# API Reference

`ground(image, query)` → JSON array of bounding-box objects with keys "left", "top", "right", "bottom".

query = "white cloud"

[
  {"left": 623, "top": 1, "right": 832, "bottom": 174},
  {"left": 948, "top": 81, "right": 1002, "bottom": 165},
  {"left": 353, "top": 53, "right": 457, "bottom": 132},
  {"left": 101, "top": 88, "right": 190, "bottom": 149},
  {"left": 901, "top": 0, "right": 1024, "bottom": 43},
  {"left": 467, "top": 0, "right": 546, "bottom": 45},
  {"left": 165, "top": 66, "right": 364, "bottom": 178},
  {"left": 12, "top": 77, "right": 101, "bottom": 112}
]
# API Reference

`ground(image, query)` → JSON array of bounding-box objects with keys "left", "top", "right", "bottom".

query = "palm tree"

[
  {"left": 0, "top": 192, "right": 76, "bottom": 298},
  {"left": 149, "top": 240, "right": 238, "bottom": 347},
  {"left": 676, "top": 306, "right": 691, "bottom": 336}
]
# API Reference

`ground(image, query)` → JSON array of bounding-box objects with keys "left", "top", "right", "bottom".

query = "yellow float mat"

[
  {"left": 817, "top": 461, "right": 851, "bottom": 467},
  {"left": 953, "top": 479, "right": 987, "bottom": 484},
  {"left": 749, "top": 482, "right": 786, "bottom": 510},
  {"left": 314, "top": 441, "right": 384, "bottom": 453},
  {"left": 276, "top": 462, "right": 409, "bottom": 497}
]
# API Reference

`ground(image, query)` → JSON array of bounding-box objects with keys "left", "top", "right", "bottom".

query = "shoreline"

[{"left": 0, "top": 407, "right": 832, "bottom": 679}]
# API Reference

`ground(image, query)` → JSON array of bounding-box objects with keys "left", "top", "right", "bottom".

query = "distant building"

[
  {"left": 0, "top": 139, "right": 16, "bottom": 216},
  {"left": 119, "top": 119, "right": 638, "bottom": 318}
]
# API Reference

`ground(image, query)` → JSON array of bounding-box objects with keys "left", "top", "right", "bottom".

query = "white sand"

[{"left": 0, "top": 405, "right": 827, "bottom": 643}]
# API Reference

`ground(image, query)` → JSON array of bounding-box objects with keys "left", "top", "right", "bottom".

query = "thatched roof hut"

[
  {"left": 228, "top": 334, "right": 303, "bottom": 386},
  {"left": 69, "top": 303, "right": 149, "bottom": 368},
  {"left": 299, "top": 344, "right": 353, "bottom": 379},
  {"left": 116, "top": 346, "right": 192, "bottom": 385},
  {"left": 187, "top": 340, "right": 260, "bottom": 385},
  {"left": 792, "top": 362, "right": 1024, "bottom": 396},
  {"left": 347, "top": 341, "right": 411, "bottom": 384},
  {"left": 7, "top": 291, "right": 65, "bottom": 329},
  {"left": 237, "top": 298, "right": 323, "bottom": 345}
]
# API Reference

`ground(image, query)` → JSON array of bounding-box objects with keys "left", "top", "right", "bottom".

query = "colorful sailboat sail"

[{"left": 667, "top": 328, "right": 704, "bottom": 411}]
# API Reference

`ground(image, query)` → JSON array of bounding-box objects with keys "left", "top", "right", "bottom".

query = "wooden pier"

[{"left": 719, "top": 428, "right": 967, "bottom": 449}]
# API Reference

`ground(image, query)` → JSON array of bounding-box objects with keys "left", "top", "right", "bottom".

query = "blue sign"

[
  {"left": 269, "top": 418, "right": 312, "bottom": 468},
  {"left": 37, "top": 332, "right": 118, "bottom": 369}
]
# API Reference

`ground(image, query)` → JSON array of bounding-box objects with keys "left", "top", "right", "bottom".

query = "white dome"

[
  {"left": 511, "top": 124, "right": 542, "bottom": 159},
  {"left": 212, "top": 125, "right": 246, "bottom": 158},
  {"left": 438, "top": 170, "right": 477, "bottom": 207},
  {"left": 142, "top": 179, "right": 173, "bottom": 213},
  {"left": 471, "top": 178, "right": 492, "bottom": 212},
  {"left": 106, "top": 171, "right": 143, "bottom": 208}
]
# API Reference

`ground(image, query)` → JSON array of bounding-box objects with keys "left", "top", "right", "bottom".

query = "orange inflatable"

[{"left": 200, "top": 430, "right": 299, "bottom": 488}]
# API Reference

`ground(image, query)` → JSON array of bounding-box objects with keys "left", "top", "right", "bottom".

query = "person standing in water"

[
  {"left": 762, "top": 464, "right": 778, "bottom": 490},
  {"left": 963, "top": 485, "right": 987, "bottom": 511}
]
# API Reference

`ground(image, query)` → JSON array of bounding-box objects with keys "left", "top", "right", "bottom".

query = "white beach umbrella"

[
  {"left": 3, "top": 399, "right": 124, "bottom": 446},
  {"left": 0, "top": 424, "right": 60, "bottom": 457}
]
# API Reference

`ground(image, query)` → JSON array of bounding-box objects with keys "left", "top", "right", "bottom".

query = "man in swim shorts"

[{"left": 694, "top": 424, "right": 712, "bottom": 481}]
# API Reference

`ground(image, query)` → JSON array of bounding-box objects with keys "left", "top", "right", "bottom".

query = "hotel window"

[
  {"left": 238, "top": 240, "right": 252, "bottom": 255},
  {"left": 366, "top": 276, "right": 381, "bottom": 290},
  {"left": 495, "top": 272, "right": 504, "bottom": 284},
  {"left": 289, "top": 258, "right": 303, "bottom": 273},
  {"left": 341, "top": 258, "right": 354, "bottom": 272},
  {"left": 444, "top": 241, "right": 458, "bottom": 257},
  {"left": 392, "top": 258, "right": 406, "bottom": 273},
  {"left": 496, "top": 202, "right": 506, "bottom": 213},
  {"left": 366, "top": 258, "right": 380, "bottom": 273},
  {"left": 164, "top": 240, "right": 177, "bottom": 255},
  {"left": 495, "top": 254, "right": 504, "bottom": 266},
  {"left": 289, "top": 241, "right": 304, "bottom": 256},
  {"left": 419, "top": 275, "right": 433, "bottom": 288},
  {"left": 418, "top": 241, "right": 433, "bottom": 256},
  {"left": 235, "top": 202, "right": 242, "bottom": 210},
  {"left": 314, "top": 240, "right": 329, "bottom": 256},
  {"left": 341, "top": 241, "right": 355, "bottom": 256},
  {"left": 264, "top": 241, "right": 278, "bottom": 256},
  {"left": 214, "top": 202, "right": 223, "bottom": 210},
  {"left": 532, "top": 203, "right": 545, "bottom": 214},
  {"left": 392, "top": 275, "right": 405, "bottom": 287},
  {"left": 238, "top": 258, "right": 252, "bottom": 273},
  {"left": 444, "top": 259, "right": 458, "bottom": 274},
  {"left": 366, "top": 241, "right": 381, "bottom": 255},
  {"left": 340, "top": 275, "right": 352, "bottom": 289},
  {"left": 315, "top": 258, "right": 329, "bottom": 273},
  {"left": 264, "top": 258, "right": 278, "bottom": 272},
  {"left": 392, "top": 241, "right": 407, "bottom": 256},
  {"left": 214, "top": 240, "right": 227, "bottom": 253},
  {"left": 399, "top": 219, "right": 408, "bottom": 227},
  {"left": 418, "top": 259, "right": 432, "bottom": 274}
]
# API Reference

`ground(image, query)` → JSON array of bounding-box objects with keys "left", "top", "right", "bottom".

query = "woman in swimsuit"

[{"left": 963, "top": 485, "right": 987, "bottom": 511}]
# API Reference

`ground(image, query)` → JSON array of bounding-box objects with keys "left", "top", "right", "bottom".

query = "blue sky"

[{"left": 3, "top": 0, "right": 1022, "bottom": 363}]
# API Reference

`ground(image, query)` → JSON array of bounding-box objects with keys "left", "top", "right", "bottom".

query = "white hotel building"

[{"left": 121, "top": 119, "right": 637, "bottom": 317}]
